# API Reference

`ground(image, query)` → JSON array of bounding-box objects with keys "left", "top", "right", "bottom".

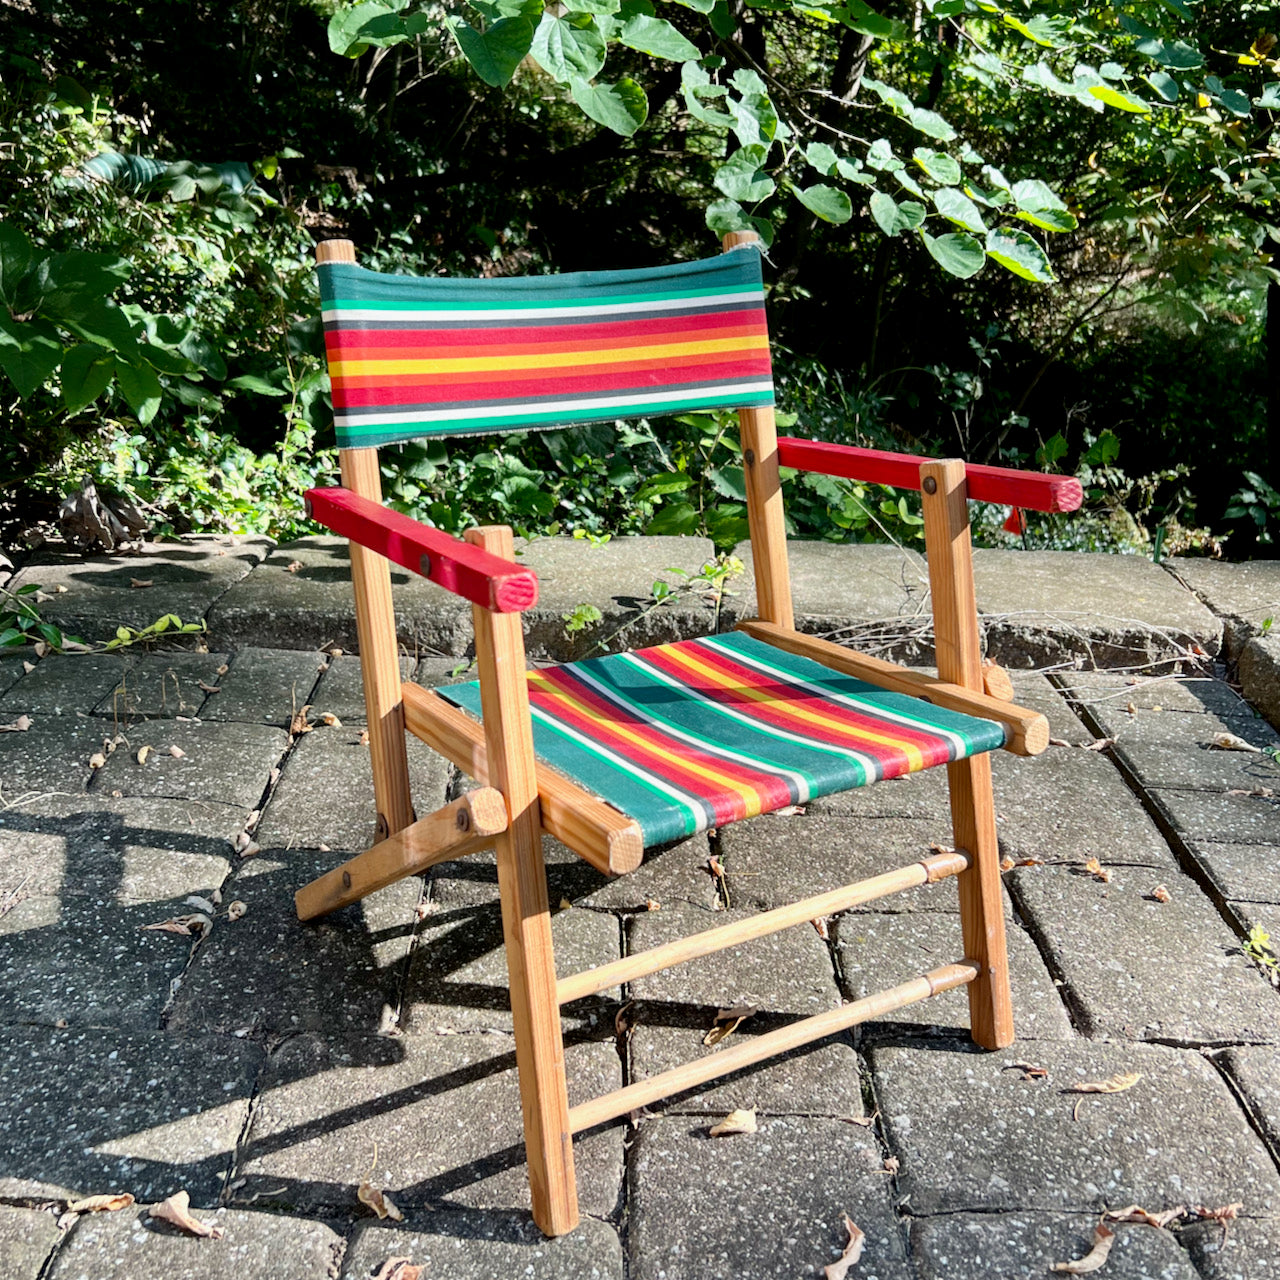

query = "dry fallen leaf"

[
  {"left": 1082, "top": 737, "right": 1115, "bottom": 752},
  {"left": 703, "top": 1004, "right": 756, "bottom": 1047},
  {"left": 216, "top": 663, "right": 229, "bottom": 676},
  {"left": 88, "top": 752, "right": 107, "bottom": 769},
  {"left": 357, "top": 1181, "right": 404, "bottom": 1221},
  {"left": 1066, "top": 1071, "right": 1142, "bottom": 1095},
  {"left": 614, "top": 1001, "right": 636, "bottom": 1044},
  {"left": 881, "top": 1155, "right": 900, "bottom": 1175},
  {"left": 22, "top": 660, "right": 35, "bottom": 674},
  {"left": 811, "top": 916, "right": 830, "bottom": 940},
  {"left": 709, "top": 1106, "right": 757, "bottom": 1137},
  {"left": 1000, "top": 855, "right": 1015, "bottom": 872},
  {"left": 64, "top": 1192, "right": 135, "bottom": 1214},
  {"left": 1151, "top": 884, "right": 1172, "bottom": 903},
  {"left": 197, "top": 680, "right": 220, "bottom": 694},
  {"left": 129, "top": 578, "right": 153, "bottom": 589},
  {"left": 149, "top": 1190, "right": 224, "bottom": 1238},
  {"left": 558, "top": 897, "right": 573, "bottom": 911},
  {"left": 168, "top": 744, "right": 185, "bottom": 759},
  {"left": 52, "top": 583, "right": 68, "bottom": 593},
  {"left": 358, "top": 729, "right": 370, "bottom": 746},
  {"left": 285, "top": 560, "right": 304, "bottom": 573},
  {"left": 319, "top": 711, "right": 342, "bottom": 726},
  {"left": 239, "top": 842, "right": 261, "bottom": 860},
  {"left": 371, "top": 1258, "right": 424, "bottom": 1280},
  {"left": 140, "top": 912, "right": 212, "bottom": 936},
  {"left": 771, "top": 803, "right": 806, "bottom": 817},
  {"left": 1104, "top": 1204, "right": 1186, "bottom": 1228},
  {"left": 1050, "top": 1223, "right": 1115, "bottom": 1273},
  {"left": 1081, "top": 857, "right": 1112, "bottom": 884},
  {"left": 290, "top": 705, "right": 314, "bottom": 736},
  {"left": 185, "top": 895, "right": 216, "bottom": 914},
  {"left": 227, "top": 901, "right": 247, "bottom": 921},
  {"left": 644, "top": 897, "right": 660, "bottom": 911},
  {"left": 823, "top": 1214, "right": 866, "bottom": 1280},
  {"left": 1210, "top": 732, "right": 1262, "bottom": 753},
  {"left": 136, "top": 745, "right": 152, "bottom": 766},
  {"left": 0, "top": 715, "right": 31, "bottom": 732},
  {"left": 1003, "top": 1061, "right": 1049, "bottom": 1081}
]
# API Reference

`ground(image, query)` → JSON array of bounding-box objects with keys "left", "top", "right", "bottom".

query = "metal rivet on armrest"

[{"left": 419, "top": 553, "right": 433, "bottom": 576}]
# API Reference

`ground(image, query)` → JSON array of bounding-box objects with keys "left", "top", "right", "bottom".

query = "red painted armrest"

[
  {"left": 776, "top": 439, "right": 1083, "bottom": 513},
  {"left": 305, "top": 487, "right": 538, "bottom": 613}
]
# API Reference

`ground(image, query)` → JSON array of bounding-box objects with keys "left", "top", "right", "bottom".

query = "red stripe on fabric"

[
  {"left": 331, "top": 357, "right": 773, "bottom": 408},
  {"left": 326, "top": 309, "right": 768, "bottom": 354},
  {"left": 641, "top": 642, "right": 954, "bottom": 772},
  {"left": 530, "top": 665, "right": 792, "bottom": 824}
]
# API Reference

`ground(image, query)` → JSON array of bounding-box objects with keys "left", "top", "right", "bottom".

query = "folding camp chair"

[{"left": 295, "top": 233, "right": 1082, "bottom": 1236}]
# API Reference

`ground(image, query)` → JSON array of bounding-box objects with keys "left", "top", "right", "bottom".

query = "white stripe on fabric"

[
  {"left": 617, "top": 649, "right": 880, "bottom": 784},
  {"left": 564, "top": 659, "right": 815, "bottom": 802},
  {"left": 527, "top": 703, "right": 709, "bottom": 835},
  {"left": 321, "top": 291, "right": 764, "bottom": 324},
  {"left": 333, "top": 382, "right": 774, "bottom": 427},
  {"left": 706, "top": 637, "right": 975, "bottom": 755}
]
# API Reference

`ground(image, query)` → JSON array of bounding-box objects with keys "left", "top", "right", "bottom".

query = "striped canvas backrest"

[{"left": 317, "top": 247, "right": 775, "bottom": 450}]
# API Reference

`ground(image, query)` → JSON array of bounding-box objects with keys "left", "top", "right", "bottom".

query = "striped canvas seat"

[{"left": 442, "top": 631, "right": 1008, "bottom": 848}]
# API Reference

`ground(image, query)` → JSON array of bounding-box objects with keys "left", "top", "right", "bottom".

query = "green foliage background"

[{"left": 0, "top": 0, "right": 1275, "bottom": 556}]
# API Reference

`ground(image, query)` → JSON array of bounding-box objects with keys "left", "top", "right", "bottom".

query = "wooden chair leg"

[
  {"left": 921, "top": 459, "right": 1015, "bottom": 1050},
  {"left": 467, "top": 525, "right": 579, "bottom": 1236}
]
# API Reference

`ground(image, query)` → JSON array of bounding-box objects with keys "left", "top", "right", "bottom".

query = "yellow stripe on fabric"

[
  {"left": 329, "top": 335, "right": 770, "bottom": 378},
  {"left": 657, "top": 644, "right": 929, "bottom": 773},
  {"left": 526, "top": 671, "right": 767, "bottom": 818}
]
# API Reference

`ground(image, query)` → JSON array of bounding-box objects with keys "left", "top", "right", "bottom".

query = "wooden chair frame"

[{"left": 295, "top": 235, "right": 1081, "bottom": 1236}]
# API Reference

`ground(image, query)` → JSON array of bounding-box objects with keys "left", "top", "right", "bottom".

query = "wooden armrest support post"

[
  {"left": 776, "top": 438, "right": 1084, "bottom": 513},
  {"left": 305, "top": 486, "right": 539, "bottom": 613},
  {"left": 736, "top": 619, "right": 1048, "bottom": 756}
]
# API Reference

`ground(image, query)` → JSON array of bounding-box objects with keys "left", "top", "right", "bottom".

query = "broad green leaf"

[
  {"left": 1003, "top": 13, "right": 1071, "bottom": 47},
  {"left": 1156, "top": 0, "right": 1193, "bottom": 17},
  {"left": 964, "top": 181, "right": 1010, "bottom": 208},
  {"left": 1134, "top": 37, "right": 1203, "bottom": 69},
  {"left": 34, "top": 251, "right": 132, "bottom": 320},
  {"left": 532, "top": 13, "right": 606, "bottom": 82},
  {"left": 705, "top": 200, "right": 774, "bottom": 244},
  {"left": 863, "top": 77, "right": 912, "bottom": 114},
  {"left": 1118, "top": 14, "right": 1159, "bottom": 39},
  {"left": 1213, "top": 87, "right": 1251, "bottom": 118},
  {"left": 0, "top": 317, "right": 62, "bottom": 398},
  {"left": 714, "top": 146, "right": 775, "bottom": 203},
  {"left": 708, "top": 465, "right": 747, "bottom": 500},
  {"left": 646, "top": 501, "right": 699, "bottom": 535},
  {"left": 62, "top": 302, "right": 140, "bottom": 356},
  {"left": 837, "top": 157, "right": 874, "bottom": 185},
  {"left": 1088, "top": 85, "right": 1150, "bottom": 112},
  {"left": 933, "top": 187, "right": 986, "bottom": 234},
  {"left": 921, "top": 231, "right": 985, "bottom": 279},
  {"left": 839, "top": 1, "right": 908, "bottom": 39},
  {"left": 1010, "top": 179, "right": 1077, "bottom": 232},
  {"left": 564, "top": 0, "right": 620, "bottom": 11},
  {"left": 179, "top": 332, "right": 228, "bottom": 379},
  {"left": 0, "top": 224, "right": 33, "bottom": 309},
  {"left": 985, "top": 228, "right": 1055, "bottom": 282},
  {"left": 472, "top": 0, "right": 543, "bottom": 19},
  {"left": 869, "top": 191, "right": 925, "bottom": 236},
  {"left": 618, "top": 14, "right": 701, "bottom": 61},
  {"left": 1022, "top": 61, "right": 1075, "bottom": 96},
  {"left": 682, "top": 63, "right": 733, "bottom": 126},
  {"left": 1145, "top": 71, "right": 1180, "bottom": 101},
  {"left": 806, "top": 142, "right": 839, "bottom": 175},
  {"left": 1099, "top": 62, "right": 1125, "bottom": 81},
  {"left": 866, "top": 139, "right": 902, "bottom": 172},
  {"left": 895, "top": 170, "right": 925, "bottom": 199},
  {"left": 327, "top": 2, "right": 403, "bottom": 56},
  {"left": 708, "top": 1, "right": 735, "bottom": 36},
  {"left": 115, "top": 357, "right": 163, "bottom": 423},
  {"left": 227, "top": 373, "right": 288, "bottom": 395},
  {"left": 1257, "top": 83, "right": 1280, "bottom": 110},
  {"left": 729, "top": 92, "right": 779, "bottom": 148},
  {"left": 60, "top": 343, "right": 116, "bottom": 413},
  {"left": 570, "top": 76, "right": 649, "bottom": 135},
  {"left": 981, "top": 164, "right": 1011, "bottom": 192},
  {"left": 446, "top": 16, "right": 536, "bottom": 87},
  {"left": 913, "top": 148, "right": 961, "bottom": 185},
  {"left": 795, "top": 184, "right": 852, "bottom": 223},
  {"left": 927, "top": 0, "right": 967, "bottom": 15},
  {"left": 670, "top": 0, "right": 713, "bottom": 11},
  {"left": 908, "top": 108, "right": 956, "bottom": 141}
]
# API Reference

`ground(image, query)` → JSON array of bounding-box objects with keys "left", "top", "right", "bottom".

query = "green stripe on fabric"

[{"left": 322, "top": 284, "right": 758, "bottom": 313}]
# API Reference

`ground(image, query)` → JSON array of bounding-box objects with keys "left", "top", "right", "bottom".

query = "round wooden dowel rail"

[
  {"left": 567, "top": 959, "right": 980, "bottom": 1133},
  {"left": 556, "top": 849, "right": 971, "bottom": 1006}
]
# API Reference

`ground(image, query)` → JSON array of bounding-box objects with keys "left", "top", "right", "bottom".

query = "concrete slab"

[
  {"left": 200, "top": 646, "right": 327, "bottom": 726},
  {"left": 1238, "top": 634, "right": 1280, "bottom": 731},
  {"left": 0, "top": 715, "right": 114, "bottom": 796},
  {"left": 48, "top": 1205, "right": 341, "bottom": 1280},
  {"left": 0, "top": 651, "right": 137, "bottom": 716},
  {"left": 206, "top": 536, "right": 470, "bottom": 656},
  {"left": 1220, "top": 1046, "right": 1280, "bottom": 1162},
  {"left": 628, "top": 1115, "right": 906, "bottom": 1280},
  {"left": 167, "top": 848, "right": 421, "bottom": 1038},
  {"left": 341, "top": 1216, "right": 624, "bottom": 1280},
  {"left": 1008, "top": 671, "right": 1094, "bottom": 744},
  {"left": 911, "top": 1211, "right": 1199, "bottom": 1280},
  {"left": 0, "top": 1025, "right": 261, "bottom": 1205},
  {"left": 973, "top": 549, "right": 1221, "bottom": 668},
  {"left": 717, "top": 814, "right": 975, "bottom": 913},
  {"left": 90, "top": 649, "right": 229, "bottom": 721},
  {"left": 1008, "top": 860, "right": 1279, "bottom": 1042},
  {"left": 1166, "top": 557, "right": 1280, "bottom": 655},
  {"left": 255, "top": 726, "right": 450, "bottom": 853},
  {"left": 1183, "top": 841, "right": 1280, "bottom": 907},
  {"left": 732, "top": 540, "right": 933, "bottom": 661},
  {"left": 516, "top": 535, "right": 721, "bottom": 659},
  {"left": 236, "top": 1033, "right": 622, "bottom": 1217},
  {"left": 0, "top": 1205, "right": 61, "bottom": 1280},
  {"left": 1146, "top": 788, "right": 1280, "bottom": 845},
  {"left": 627, "top": 904, "right": 863, "bottom": 1116},
  {"left": 1113, "top": 740, "right": 1280, "bottom": 794},
  {"left": 5, "top": 535, "right": 271, "bottom": 643},
  {"left": 1057, "top": 669, "right": 1260, "bottom": 727},
  {"left": 870, "top": 1040, "right": 1280, "bottom": 1214},
  {"left": 1179, "top": 1213, "right": 1280, "bottom": 1279},
  {"left": 805, "top": 766, "right": 951, "bottom": 820},
  {"left": 0, "top": 652, "right": 29, "bottom": 698},
  {"left": 403, "top": 902, "right": 619, "bottom": 1035},
  {"left": 991, "top": 747, "right": 1180, "bottom": 869},
  {"left": 90, "top": 719, "right": 288, "bottom": 809},
  {"left": 307, "top": 652, "right": 428, "bottom": 725},
  {"left": 835, "top": 913, "right": 1073, "bottom": 1041}
]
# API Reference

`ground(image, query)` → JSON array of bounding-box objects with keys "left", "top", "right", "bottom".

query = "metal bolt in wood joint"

[
  {"left": 922, "top": 476, "right": 938, "bottom": 494},
  {"left": 744, "top": 449, "right": 756, "bottom": 466},
  {"left": 342, "top": 871, "right": 352, "bottom": 889},
  {"left": 456, "top": 808, "right": 471, "bottom": 832}
]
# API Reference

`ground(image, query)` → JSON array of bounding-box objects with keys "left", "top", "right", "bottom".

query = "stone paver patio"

[{"left": 2, "top": 534, "right": 1280, "bottom": 1278}]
